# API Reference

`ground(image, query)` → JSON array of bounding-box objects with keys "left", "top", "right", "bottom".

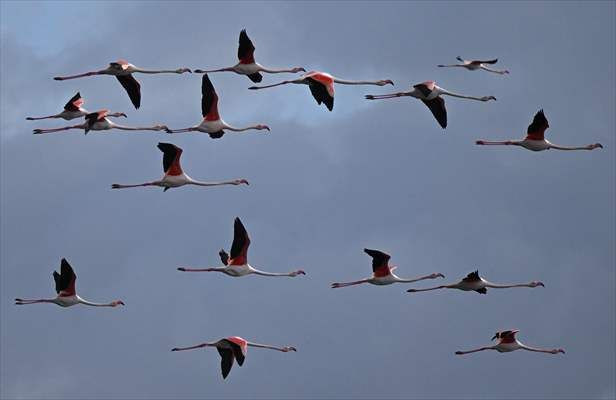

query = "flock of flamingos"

[{"left": 17, "top": 29, "right": 602, "bottom": 380}]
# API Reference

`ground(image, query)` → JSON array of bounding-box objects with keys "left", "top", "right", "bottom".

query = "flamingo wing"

[
  {"left": 64, "top": 92, "right": 84, "bottom": 112},
  {"left": 219, "top": 249, "right": 229, "bottom": 266},
  {"left": 306, "top": 78, "right": 334, "bottom": 111},
  {"left": 413, "top": 82, "right": 435, "bottom": 97},
  {"left": 229, "top": 217, "right": 250, "bottom": 265},
  {"left": 157, "top": 142, "right": 183, "bottom": 176},
  {"left": 201, "top": 74, "right": 220, "bottom": 120},
  {"left": 364, "top": 248, "right": 391, "bottom": 277},
  {"left": 526, "top": 109, "right": 549, "bottom": 140},
  {"left": 462, "top": 270, "right": 481, "bottom": 283},
  {"left": 478, "top": 58, "right": 498, "bottom": 64},
  {"left": 421, "top": 97, "right": 447, "bottom": 129},
  {"left": 221, "top": 339, "right": 246, "bottom": 366},
  {"left": 116, "top": 74, "right": 141, "bottom": 109},
  {"left": 238, "top": 29, "right": 256, "bottom": 64},
  {"left": 216, "top": 347, "right": 235, "bottom": 379},
  {"left": 84, "top": 110, "right": 108, "bottom": 133},
  {"left": 53, "top": 258, "right": 76, "bottom": 296}
]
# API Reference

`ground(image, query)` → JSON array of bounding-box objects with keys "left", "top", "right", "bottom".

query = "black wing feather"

[
  {"left": 219, "top": 249, "right": 229, "bottom": 266},
  {"left": 53, "top": 258, "right": 75, "bottom": 293},
  {"left": 421, "top": 97, "right": 447, "bottom": 129},
  {"left": 246, "top": 72, "right": 263, "bottom": 83},
  {"left": 364, "top": 248, "right": 390, "bottom": 272},
  {"left": 463, "top": 270, "right": 481, "bottom": 282},
  {"left": 238, "top": 29, "right": 256, "bottom": 61},
  {"left": 307, "top": 79, "right": 334, "bottom": 111},
  {"left": 116, "top": 75, "right": 141, "bottom": 109},
  {"left": 157, "top": 142, "right": 179, "bottom": 173},
  {"left": 527, "top": 109, "right": 549, "bottom": 134},
  {"left": 217, "top": 348, "right": 235, "bottom": 379},
  {"left": 63, "top": 92, "right": 82, "bottom": 112},
  {"left": 201, "top": 74, "right": 217, "bottom": 118},
  {"left": 230, "top": 217, "right": 250, "bottom": 259}
]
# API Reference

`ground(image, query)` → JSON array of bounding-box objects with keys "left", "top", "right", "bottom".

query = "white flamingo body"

[
  {"left": 476, "top": 109, "right": 603, "bottom": 152},
  {"left": 365, "top": 81, "right": 496, "bottom": 128},
  {"left": 177, "top": 217, "right": 305, "bottom": 278},
  {"left": 15, "top": 258, "right": 124, "bottom": 308},
  {"left": 111, "top": 143, "right": 249, "bottom": 191},
  {"left": 455, "top": 330, "right": 565, "bottom": 356},
  {"left": 331, "top": 249, "right": 444, "bottom": 289}
]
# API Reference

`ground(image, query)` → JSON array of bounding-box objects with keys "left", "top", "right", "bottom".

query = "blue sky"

[{"left": 1, "top": 1, "right": 614, "bottom": 399}]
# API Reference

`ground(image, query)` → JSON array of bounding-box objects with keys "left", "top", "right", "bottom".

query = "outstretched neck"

[
  {"left": 333, "top": 78, "right": 381, "bottom": 85},
  {"left": 247, "top": 342, "right": 287, "bottom": 352},
  {"left": 77, "top": 298, "right": 117, "bottom": 307},
  {"left": 439, "top": 89, "right": 490, "bottom": 101}
]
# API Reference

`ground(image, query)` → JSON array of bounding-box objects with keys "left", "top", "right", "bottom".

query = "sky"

[{"left": 0, "top": 1, "right": 614, "bottom": 399}]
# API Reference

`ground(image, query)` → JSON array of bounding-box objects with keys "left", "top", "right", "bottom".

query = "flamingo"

[
  {"left": 193, "top": 29, "right": 305, "bottom": 83},
  {"left": 111, "top": 143, "right": 249, "bottom": 191},
  {"left": 171, "top": 336, "right": 297, "bottom": 379},
  {"left": 438, "top": 57, "right": 510, "bottom": 75},
  {"left": 248, "top": 70, "right": 394, "bottom": 111},
  {"left": 177, "top": 217, "right": 305, "bottom": 278},
  {"left": 406, "top": 270, "right": 544, "bottom": 294},
  {"left": 25, "top": 92, "right": 126, "bottom": 121},
  {"left": 165, "top": 74, "right": 270, "bottom": 138},
  {"left": 365, "top": 80, "right": 496, "bottom": 128},
  {"left": 15, "top": 258, "right": 124, "bottom": 308},
  {"left": 331, "top": 249, "right": 444, "bottom": 288},
  {"left": 53, "top": 60, "right": 191, "bottom": 109},
  {"left": 476, "top": 109, "right": 603, "bottom": 151},
  {"left": 455, "top": 330, "right": 565, "bottom": 355},
  {"left": 32, "top": 110, "right": 166, "bottom": 135}
]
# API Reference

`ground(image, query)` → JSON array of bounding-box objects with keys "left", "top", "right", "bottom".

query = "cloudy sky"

[{"left": 1, "top": 1, "right": 614, "bottom": 399}]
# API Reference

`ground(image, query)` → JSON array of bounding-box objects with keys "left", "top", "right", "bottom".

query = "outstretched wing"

[
  {"left": 477, "top": 58, "right": 498, "bottom": 64},
  {"left": 462, "top": 270, "right": 481, "bottom": 283},
  {"left": 364, "top": 248, "right": 391, "bottom": 277},
  {"left": 229, "top": 217, "right": 250, "bottom": 265},
  {"left": 116, "top": 74, "right": 141, "bottom": 109},
  {"left": 201, "top": 74, "right": 220, "bottom": 120},
  {"left": 53, "top": 258, "right": 76, "bottom": 296},
  {"left": 219, "top": 249, "right": 229, "bottom": 266},
  {"left": 421, "top": 97, "right": 447, "bottom": 129},
  {"left": 526, "top": 109, "right": 549, "bottom": 140},
  {"left": 157, "top": 142, "right": 183, "bottom": 176},
  {"left": 413, "top": 81, "right": 435, "bottom": 97},
  {"left": 246, "top": 72, "right": 263, "bottom": 83},
  {"left": 238, "top": 29, "right": 256, "bottom": 64},
  {"left": 306, "top": 79, "right": 334, "bottom": 111},
  {"left": 216, "top": 348, "right": 235, "bottom": 379},
  {"left": 64, "top": 92, "right": 84, "bottom": 112}
]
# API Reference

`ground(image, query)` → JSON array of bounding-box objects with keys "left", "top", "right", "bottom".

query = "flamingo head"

[
  {"left": 256, "top": 124, "right": 270, "bottom": 131},
  {"left": 154, "top": 125, "right": 169, "bottom": 131},
  {"left": 292, "top": 67, "right": 306, "bottom": 73},
  {"left": 431, "top": 273, "right": 445, "bottom": 279},
  {"left": 476, "top": 140, "right": 486, "bottom": 145},
  {"left": 481, "top": 96, "right": 497, "bottom": 101},
  {"left": 530, "top": 281, "right": 545, "bottom": 287},
  {"left": 281, "top": 346, "right": 297, "bottom": 352},
  {"left": 589, "top": 143, "right": 603, "bottom": 150},
  {"left": 552, "top": 348, "right": 566, "bottom": 354},
  {"left": 290, "top": 270, "right": 306, "bottom": 277},
  {"left": 377, "top": 79, "right": 394, "bottom": 86},
  {"left": 111, "top": 300, "right": 125, "bottom": 307},
  {"left": 176, "top": 68, "right": 192, "bottom": 74},
  {"left": 233, "top": 179, "right": 250, "bottom": 186}
]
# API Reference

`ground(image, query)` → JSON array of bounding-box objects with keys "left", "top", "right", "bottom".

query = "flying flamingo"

[
  {"left": 165, "top": 74, "right": 270, "bottom": 138},
  {"left": 53, "top": 60, "right": 191, "bottom": 109},
  {"left": 171, "top": 336, "right": 297, "bottom": 379},
  {"left": 365, "top": 80, "right": 496, "bottom": 128},
  {"left": 476, "top": 109, "right": 603, "bottom": 151},
  {"left": 455, "top": 330, "right": 565, "bottom": 356},
  {"left": 248, "top": 70, "right": 394, "bottom": 111},
  {"left": 194, "top": 29, "right": 305, "bottom": 83},
  {"left": 111, "top": 143, "right": 249, "bottom": 191},
  {"left": 438, "top": 57, "right": 510, "bottom": 75},
  {"left": 26, "top": 92, "right": 126, "bottom": 121},
  {"left": 406, "top": 270, "right": 544, "bottom": 294},
  {"left": 15, "top": 258, "right": 124, "bottom": 308},
  {"left": 177, "top": 217, "right": 305, "bottom": 278},
  {"left": 32, "top": 110, "right": 166, "bottom": 135},
  {"left": 331, "top": 249, "right": 444, "bottom": 288}
]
